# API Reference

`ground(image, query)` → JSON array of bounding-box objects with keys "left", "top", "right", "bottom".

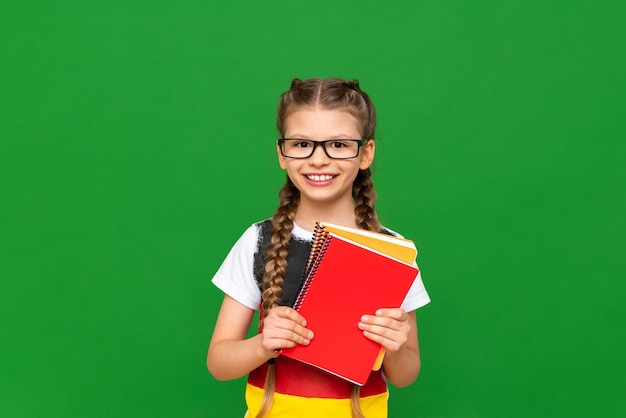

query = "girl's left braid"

[{"left": 353, "top": 168, "right": 381, "bottom": 232}]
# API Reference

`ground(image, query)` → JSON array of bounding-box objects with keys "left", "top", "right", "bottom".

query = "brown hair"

[{"left": 257, "top": 78, "right": 381, "bottom": 418}]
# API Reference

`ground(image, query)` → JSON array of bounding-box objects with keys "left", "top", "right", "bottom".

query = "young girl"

[{"left": 207, "top": 77, "right": 430, "bottom": 418}]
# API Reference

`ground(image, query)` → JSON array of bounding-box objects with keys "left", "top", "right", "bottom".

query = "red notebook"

[{"left": 280, "top": 231, "right": 419, "bottom": 385}]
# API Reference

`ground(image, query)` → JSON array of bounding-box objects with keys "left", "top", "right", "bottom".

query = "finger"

[
  {"left": 358, "top": 321, "right": 402, "bottom": 338},
  {"left": 360, "top": 320, "right": 409, "bottom": 348},
  {"left": 275, "top": 316, "right": 314, "bottom": 339},
  {"left": 359, "top": 314, "right": 400, "bottom": 330},
  {"left": 272, "top": 306, "right": 308, "bottom": 326},
  {"left": 263, "top": 329, "right": 312, "bottom": 352},
  {"left": 276, "top": 326, "right": 314, "bottom": 344},
  {"left": 359, "top": 327, "right": 405, "bottom": 352},
  {"left": 374, "top": 308, "right": 409, "bottom": 321},
  {"left": 359, "top": 316, "right": 410, "bottom": 340},
  {"left": 263, "top": 319, "right": 314, "bottom": 344}
]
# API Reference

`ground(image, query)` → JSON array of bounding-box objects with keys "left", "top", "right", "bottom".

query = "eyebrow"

[{"left": 285, "top": 134, "right": 360, "bottom": 139}]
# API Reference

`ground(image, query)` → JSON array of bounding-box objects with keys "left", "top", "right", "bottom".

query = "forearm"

[
  {"left": 361, "top": 309, "right": 421, "bottom": 387},
  {"left": 208, "top": 297, "right": 313, "bottom": 381},
  {"left": 382, "top": 346, "right": 421, "bottom": 387},
  {"left": 207, "top": 333, "right": 273, "bottom": 381}
]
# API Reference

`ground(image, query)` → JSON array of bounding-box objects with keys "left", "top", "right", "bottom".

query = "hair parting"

[{"left": 277, "top": 78, "right": 377, "bottom": 140}]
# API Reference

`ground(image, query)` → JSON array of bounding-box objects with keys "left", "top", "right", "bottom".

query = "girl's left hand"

[{"left": 358, "top": 308, "right": 411, "bottom": 355}]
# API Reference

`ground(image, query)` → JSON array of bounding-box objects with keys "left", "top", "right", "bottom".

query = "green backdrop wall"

[{"left": 1, "top": 1, "right": 624, "bottom": 417}]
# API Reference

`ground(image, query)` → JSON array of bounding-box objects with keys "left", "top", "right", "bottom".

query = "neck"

[{"left": 294, "top": 198, "right": 358, "bottom": 232}]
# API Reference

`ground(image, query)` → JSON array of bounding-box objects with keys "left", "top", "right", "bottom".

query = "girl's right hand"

[{"left": 261, "top": 306, "right": 314, "bottom": 356}]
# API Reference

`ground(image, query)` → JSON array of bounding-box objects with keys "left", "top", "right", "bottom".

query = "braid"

[
  {"left": 353, "top": 168, "right": 381, "bottom": 232},
  {"left": 350, "top": 385, "right": 366, "bottom": 418},
  {"left": 350, "top": 167, "right": 380, "bottom": 418},
  {"left": 261, "top": 177, "right": 300, "bottom": 315},
  {"left": 256, "top": 176, "right": 299, "bottom": 418}
]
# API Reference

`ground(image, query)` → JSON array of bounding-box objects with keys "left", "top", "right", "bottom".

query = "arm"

[
  {"left": 358, "top": 308, "right": 421, "bottom": 387},
  {"left": 207, "top": 295, "right": 314, "bottom": 381}
]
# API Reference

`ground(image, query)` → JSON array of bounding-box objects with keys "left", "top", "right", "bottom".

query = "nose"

[{"left": 308, "top": 142, "right": 331, "bottom": 165}]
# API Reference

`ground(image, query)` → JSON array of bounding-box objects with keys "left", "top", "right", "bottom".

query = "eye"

[
  {"left": 329, "top": 140, "right": 350, "bottom": 149},
  {"left": 293, "top": 140, "right": 313, "bottom": 149}
]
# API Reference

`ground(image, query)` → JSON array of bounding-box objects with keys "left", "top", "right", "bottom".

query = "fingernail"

[
  {"left": 361, "top": 315, "right": 369, "bottom": 323},
  {"left": 303, "top": 339, "right": 310, "bottom": 345},
  {"left": 307, "top": 331, "right": 314, "bottom": 339},
  {"left": 376, "top": 309, "right": 383, "bottom": 316},
  {"left": 302, "top": 319, "right": 307, "bottom": 326}
]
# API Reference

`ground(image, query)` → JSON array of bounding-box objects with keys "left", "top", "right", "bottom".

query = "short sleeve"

[
  {"left": 211, "top": 224, "right": 263, "bottom": 310},
  {"left": 400, "top": 268, "right": 430, "bottom": 312}
]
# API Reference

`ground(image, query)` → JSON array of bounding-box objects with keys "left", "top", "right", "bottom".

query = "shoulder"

[
  {"left": 254, "top": 219, "right": 273, "bottom": 245},
  {"left": 236, "top": 219, "right": 272, "bottom": 246},
  {"left": 215, "top": 220, "right": 269, "bottom": 267},
  {"left": 211, "top": 219, "right": 273, "bottom": 310},
  {"left": 255, "top": 219, "right": 315, "bottom": 245},
  {"left": 255, "top": 218, "right": 272, "bottom": 230},
  {"left": 379, "top": 224, "right": 404, "bottom": 239}
]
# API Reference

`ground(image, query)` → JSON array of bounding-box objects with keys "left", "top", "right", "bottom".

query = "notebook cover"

[
  {"left": 281, "top": 233, "right": 419, "bottom": 385},
  {"left": 319, "top": 222, "right": 418, "bottom": 371}
]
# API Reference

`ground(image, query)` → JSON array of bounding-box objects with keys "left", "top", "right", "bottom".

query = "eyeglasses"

[{"left": 278, "top": 138, "right": 367, "bottom": 159}]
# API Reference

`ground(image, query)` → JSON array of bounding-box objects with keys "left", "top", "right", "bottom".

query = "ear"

[
  {"left": 359, "top": 139, "right": 375, "bottom": 170},
  {"left": 277, "top": 142, "right": 288, "bottom": 170}
]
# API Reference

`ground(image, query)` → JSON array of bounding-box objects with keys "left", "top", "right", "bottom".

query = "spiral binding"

[
  {"left": 303, "top": 222, "right": 329, "bottom": 279},
  {"left": 293, "top": 234, "right": 333, "bottom": 311}
]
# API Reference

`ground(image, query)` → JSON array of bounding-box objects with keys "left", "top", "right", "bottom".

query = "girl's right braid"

[
  {"left": 261, "top": 178, "right": 300, "bottom": 316},
  {"left": 256, "top": 177, "right": 299, "bottom": 418}
]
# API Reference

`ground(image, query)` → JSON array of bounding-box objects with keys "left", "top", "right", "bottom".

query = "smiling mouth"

[{"left": 306, "top": 174, "right": 336, "bottom": 181}]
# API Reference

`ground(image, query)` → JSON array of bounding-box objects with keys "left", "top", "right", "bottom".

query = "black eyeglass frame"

[{"left": 277, "top": 138, "right": 368, "bottom": 160}]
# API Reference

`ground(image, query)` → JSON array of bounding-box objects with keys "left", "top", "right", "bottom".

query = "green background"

[{"left": 1, "top": 1, "right": 624, "bottom": 417}]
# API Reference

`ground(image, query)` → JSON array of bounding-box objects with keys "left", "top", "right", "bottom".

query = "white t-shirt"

[{"left": 212, "top": 221, "right": 431, "bottom": 312}]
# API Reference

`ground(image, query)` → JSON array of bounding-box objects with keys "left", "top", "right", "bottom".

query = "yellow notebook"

[
  {"left": 319, "top": 222, "right": 417, "bottom": 264},
  {"left": 317, "top": 222, "right": 418, "bottom": 371}
]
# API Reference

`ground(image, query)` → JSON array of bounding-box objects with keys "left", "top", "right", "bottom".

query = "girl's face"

[{"left": 278, "top": 107, "right": 375, "bottom": 208}]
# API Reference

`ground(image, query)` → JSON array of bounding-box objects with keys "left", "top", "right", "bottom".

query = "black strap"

[{"left": 253, "top": 220, "right": 312, "bottom": 308}]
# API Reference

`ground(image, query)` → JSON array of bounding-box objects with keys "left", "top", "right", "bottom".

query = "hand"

[
  {"left": 261, "top": 306, "right": 314, "bottom": 356},
  {"left": 358, "top": 308, "right": 411, "bottom": 355}
]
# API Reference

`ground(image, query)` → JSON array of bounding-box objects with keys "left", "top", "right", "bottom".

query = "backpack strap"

[{"left": 253, "top": 220, "right": 312, "bottom": 308}]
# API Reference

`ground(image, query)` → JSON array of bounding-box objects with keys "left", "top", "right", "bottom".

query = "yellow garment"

[{"left": 244, "top": 383, "right": 389, "bottom": 418}]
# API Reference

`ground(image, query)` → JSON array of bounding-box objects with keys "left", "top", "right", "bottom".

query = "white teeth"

[{"left": 307, "top": 174, "right": 333, "bottom": 181}]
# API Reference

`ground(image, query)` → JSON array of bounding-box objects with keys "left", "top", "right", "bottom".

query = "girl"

[{"left": 207, "top": 77, "right": 430, "bottom": 418}]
